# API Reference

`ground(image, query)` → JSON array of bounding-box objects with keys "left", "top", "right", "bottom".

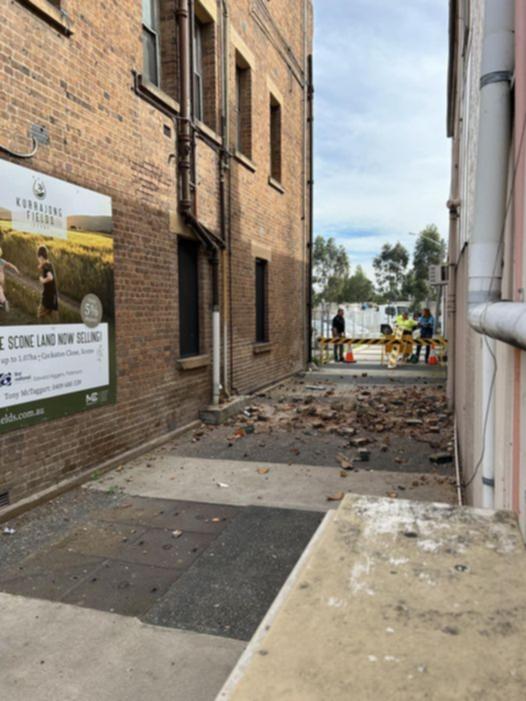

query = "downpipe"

[
  {"left": 467, "top": 0, "right": 515, "bottom": 508},
  {"left": 178, "top": 0, "right": 223, "bottom": 407}
]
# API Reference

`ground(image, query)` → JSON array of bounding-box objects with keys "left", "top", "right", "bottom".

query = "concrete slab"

[
  {"left": 0, "top": 549, "right": 103, "bottom": 601},
  {"left": 0, "top": 592, "right": 245, "bottom": 701},
  {"left": 56, "top": 522, "right": 148, "bottom": 558},
  {"left": 94, "top": 527, "right": 213, "bottom": 570},
  {"left": 61, "top": 560, "right": 181, "bottom": 616},
  {"left": 218, "top": 495, "right": 526, "bottom": 701},
  {"left": 144, "top": 506, "right": 323, "bottom": 640},
  {"left": 98, "top": 497, "right": 240, "bottom": 534},
  {"left": 308, "top": 365, "right": 446, "bottom": 385},
  {"left": 88, "top": 456, "right": 456, "bottom": 510}
]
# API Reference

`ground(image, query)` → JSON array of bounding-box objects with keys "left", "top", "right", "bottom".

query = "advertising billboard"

[{"left": 0, "top": 160, "right": 116, "bottom": 434}]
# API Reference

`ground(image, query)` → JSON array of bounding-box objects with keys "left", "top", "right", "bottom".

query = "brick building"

[{"left": 0, "top": 0, "right": 313, "bottom": 508}]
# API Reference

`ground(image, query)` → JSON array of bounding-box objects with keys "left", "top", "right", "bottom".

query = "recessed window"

[
  {"left": 270, "top": 94, "right": 282, "bottom": 183},
  {"left": 255, "top": 258, "right": 268, "bottom": 343},
  {"left": 192, "top": 7, "right": 217, "bottom": 130},
  {"left": 142, "top": 0, "right": 160, "bottom": 86},
  {"left": 142, "top": 0, "right": 180, "bottom": 102},
  {"left": 235, "top": 53, "right": 252, "bottom": 158},
  {"left": 179, "top": 238, "right": 200, "bottom": 358},
  {"left": 193, "top": 18, "right": 205, "bottom": 121}
]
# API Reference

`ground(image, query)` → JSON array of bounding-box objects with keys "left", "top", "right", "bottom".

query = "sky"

[{"left": 313, "top": 0, "right": 451, "bottom": 279}]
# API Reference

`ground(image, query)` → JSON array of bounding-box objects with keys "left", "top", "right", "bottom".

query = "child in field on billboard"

[
  {"left": 0, "top": 247, "right": 20, "bottom": 313},
  {"left": 37, "top": 245, "right": 59, "bottom": 322}
]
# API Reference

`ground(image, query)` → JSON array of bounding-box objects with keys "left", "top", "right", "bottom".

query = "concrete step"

[{"left": 218, "top": 495, "right": 526, "bottom": 701}]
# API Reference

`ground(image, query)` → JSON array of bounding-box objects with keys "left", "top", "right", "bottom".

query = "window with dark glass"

[
  {"left": 179, "top": 238, "right": 200, "bottom": 357},
  {"left": 142, "top": 0, "right": 160, "bottom": 86},
  {"left": 192, "top": 7, "right": 217, "bottom": 130},
  {"left": 255, "top": 259, "right": 268, "bottom": 343},
  {"left": 270, "top": 95, "right": 282, "bottom": 182},
  {"left": 235, "top": 53, "right": 252, "bottom": 158},
  {"left": 141, "top": 1, "right": 180, "bottom": 103},
  {"left": 193, "top": 17, "right": 205, "bottom": 121}
]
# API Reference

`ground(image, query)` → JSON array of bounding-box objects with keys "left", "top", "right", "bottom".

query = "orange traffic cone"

[
  {"left": 345, "top": 350, "right": 356, "bottom": 363},
  {"left": 429, "top": 349, "right": 438, "bottom": 365}
]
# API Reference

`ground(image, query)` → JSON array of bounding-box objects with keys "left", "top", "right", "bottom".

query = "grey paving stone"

[
  {"left": 116, "top": 527, "right": 215, "bottom": 569},
  {"left": 99, "top": 496, "right": 240, "bottom": 534},
  {"left": 0, "top": 549, "right": 103, "bottom": 601},
  {"left": 55, "top": 522, "right": 147, "bottom": 558},
  {"left": 144, "top": 506, "right": 323, "bottom": 640},
  {"left": 62, "top": 560, "right": 181, "bottom": 617}
]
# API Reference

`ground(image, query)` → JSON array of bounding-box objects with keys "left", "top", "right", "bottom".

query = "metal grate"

[{"left": 0, "top": 490, "right": 10, "bottom": 508}]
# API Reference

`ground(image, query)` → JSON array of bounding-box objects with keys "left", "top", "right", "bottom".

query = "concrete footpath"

[
  {"left": 219, "top": 495, "right": 526, "bottom": 701},
  {"left": 91, "top": 455, "right": 455, "bottom": 511},
  {"left": 0, "top": 592, "right": 244, "bottom": 701}
]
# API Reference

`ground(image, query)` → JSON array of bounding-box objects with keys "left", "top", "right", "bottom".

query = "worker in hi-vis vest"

[{"left": 395, "top": 311, "right": 417, "bottom": 360}]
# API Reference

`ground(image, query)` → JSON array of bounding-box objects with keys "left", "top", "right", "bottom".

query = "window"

[
  {"left": 179, "top": 238, "right": 200, "bottom": 357},
  {"left": 142, "top": 0, "right": 160, "bottom": 86},
  {"left": 235, "top": 53, "right": 252, "bottom": 158},
  {"left": 193, "top": 18, "right": 205, "bottom": 121},
  {"left": 255, "top": 259, "right": 268, "bottom": 343},
  {"left": 270, "top": 95, "right": 282, "bottom": 182},
  {"left": 192, "top": 7, "right": 217, "bottom": 130},
  {"left": 141, "top": 1, "right": 180, "bottom": 102}
]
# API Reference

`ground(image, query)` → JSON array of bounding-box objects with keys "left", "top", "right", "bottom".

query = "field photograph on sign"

[{"left": 0, "top": 160, "right": 116, "bottom": 433}]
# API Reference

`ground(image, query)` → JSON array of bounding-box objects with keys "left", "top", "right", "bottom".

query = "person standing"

[
  {"left": 37, "top": 245, "right": 59, "bottom": 322},
  {"left": 332, "top": 307, "right": 345, "bottom": 362},
  {"left": 416, "top": 308, "right": 435, "bottom": 363},
  {"left": 395, "top": 311, "right": 418, "bottom": 360}
]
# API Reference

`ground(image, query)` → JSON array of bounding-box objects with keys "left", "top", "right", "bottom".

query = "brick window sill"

[
  {"left": 18, "top": 0, "right": 73, "bottom": 35},
  {"left": 134, "top": 74, "right": 180, "bottom": 116},
  {"left": 235, "top": 151, "right": 257, "bottom": 173},
  {"left": 253, "top": 342, "right": 272, "bottom": 355},
  {"left": 268, "top": 176, "right": 285, "bottom": 194},
  {"left": 177, "top": 354, "right": 210, "bottom": 371}
]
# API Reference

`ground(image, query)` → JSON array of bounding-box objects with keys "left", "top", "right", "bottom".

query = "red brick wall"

[{"left": 0, "top": 0, "right": 312, "bottom": 505}]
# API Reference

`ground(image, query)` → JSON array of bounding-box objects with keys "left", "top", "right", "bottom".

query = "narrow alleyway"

[{"left": 0, "top": 361, "right": 455, "bottom": 699}]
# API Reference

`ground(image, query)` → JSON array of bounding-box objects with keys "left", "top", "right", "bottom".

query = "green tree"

[
  {"left": 312, "top": 235, "right": 350, "bottom": 304},
  {"left": 411, "top": 225, "right": 446, "bottom": 306},
  {"left": 372, "top": 242, "right": 410, "bottom": 300},
  {"left": 343, "top": 265, "right": 375, "bottom": 303}
]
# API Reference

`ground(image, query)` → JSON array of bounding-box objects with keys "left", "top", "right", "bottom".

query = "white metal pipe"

[
  {"left": 213, "top": 309, "right": 221, "bottom": 405},
  {"left": 481, "top": 337, "right": 497, "bottom": 508},
  {"left": 468, "top": 0, "right": 515, "bottom": 509},
  {"left": 470, "top": 301, "right": 526, "bottom": 348},
  {"left": 454, "top": 417, "right": 463, "bottom": 506},
  {"left": 468, "top": 0, "right": 514, "bottom": 308}
]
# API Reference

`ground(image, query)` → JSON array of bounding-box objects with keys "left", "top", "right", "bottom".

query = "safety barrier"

[{"left": 317, "top": 335, "right": 448, "bottom": 367}]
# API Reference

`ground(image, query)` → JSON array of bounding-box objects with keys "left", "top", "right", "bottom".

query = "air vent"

[{"left": 0, "top": 490, "right": 10, "bottom": 508}]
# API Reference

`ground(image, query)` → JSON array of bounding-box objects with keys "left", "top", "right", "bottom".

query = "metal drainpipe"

[
  {"left": 220, "top": 0, "right": 231, "bottom": 398},
  {"left": 468, "top": 0, "right": 515, "bottom": 508},
  {"left": 307, "top": 54, "right": 314, "bottom": 364},
  {"left": 177, "top": 0, "right": 222, "bottom": 406},
  {"left": 177, "top": 0, "right": 193, "bottom": 213}
]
